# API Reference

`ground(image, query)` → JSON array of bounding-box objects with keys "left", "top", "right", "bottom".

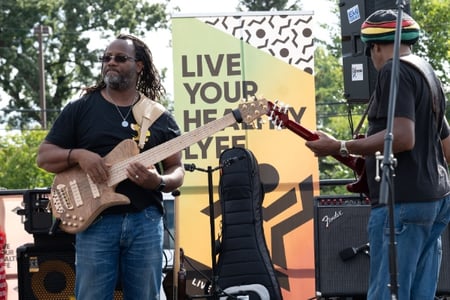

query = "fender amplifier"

[
  {"left": 314, "top": 195, "right": 371, "bottom": 297},
  {"left": 314, "top": 195, "right": 450, "bottom": 297}
]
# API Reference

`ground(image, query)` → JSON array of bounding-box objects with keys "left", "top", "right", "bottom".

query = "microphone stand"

[
  {"left": 377, "top": 1, "right": 407, "bottom": 299},
  {"left": 184, "top": 163, "right": 223, "bottom": 300}
]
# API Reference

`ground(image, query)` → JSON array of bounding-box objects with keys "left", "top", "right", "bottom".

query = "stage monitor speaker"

[
  {"left": 17, "top": 243, "right": 123, "bottom": 300},
  {"left": 314, "top": 195, "right": 450, "bottom": 298},
  {"left": 339, "top": 0, "right": 411, "bottom": 103}
]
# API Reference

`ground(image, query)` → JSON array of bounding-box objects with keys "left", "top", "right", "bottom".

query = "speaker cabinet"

[
  {"left": 339, "top": 0, "right": 411, "bottom": 103},
  {"left": 314, "top": 196, "right": 371, "bottom": 297},
  {"left": 17, "top": 243, "right": 124, "bottom": 300},
  {"left": 17, "top": 243, "right": 76, "bottom": 300},
  {"left": 314, "top": 195, "right": 450, "bottom": 297}
]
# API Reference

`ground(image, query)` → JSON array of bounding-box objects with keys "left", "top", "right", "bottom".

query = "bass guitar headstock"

[{"left": 237, "top": 97, "right": 269, "bottom": 125}]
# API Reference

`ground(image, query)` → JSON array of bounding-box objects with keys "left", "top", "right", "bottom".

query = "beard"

[{"left": 103, "top": 68, "right": 135, "bottom": 90}]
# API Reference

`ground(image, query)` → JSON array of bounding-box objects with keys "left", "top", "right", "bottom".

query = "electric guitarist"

[{"left": 305, "top": 9, "right": 450, "bottom": 300}]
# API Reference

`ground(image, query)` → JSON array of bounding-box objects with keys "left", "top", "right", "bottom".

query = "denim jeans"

[
  {"left": 75, "top": 206, "right": 164, "bottom": 300},
  {"left": 367, "top": 195, "right": 450, "bottom": 300}
]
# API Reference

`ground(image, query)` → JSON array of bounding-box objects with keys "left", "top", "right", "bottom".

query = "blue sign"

[{"left": 347, "top": 5, "right": 361, "bottom": 24}]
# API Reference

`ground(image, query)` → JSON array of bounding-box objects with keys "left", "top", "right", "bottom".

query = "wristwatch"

[
  {"left": 156, "top": 177, "right": 166, "bottom": 192},
  {"left": 339, "top": 140, "right": 349, "bottom": 157}
]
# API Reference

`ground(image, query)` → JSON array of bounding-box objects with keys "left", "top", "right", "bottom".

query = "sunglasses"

[{"left": 98, "top": 55, "right": 136, "bottom": 63}]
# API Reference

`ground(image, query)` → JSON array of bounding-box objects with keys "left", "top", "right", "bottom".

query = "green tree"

[
  {"left": 0, "top": 0, "right": 168, "bottom": 130},
  {"left": 0, "top": 130, "right": 53, "bottom": 189},
  {"left": 411, "top": 0, "right": 450, "bottom": 86},
  {"left": 314, "top": 46, "right": 360, "bottom": 185}
]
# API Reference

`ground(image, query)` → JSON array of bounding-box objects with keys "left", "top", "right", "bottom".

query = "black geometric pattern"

[{"left": 202, "top": 13, "right": 315, "bottom": 74}]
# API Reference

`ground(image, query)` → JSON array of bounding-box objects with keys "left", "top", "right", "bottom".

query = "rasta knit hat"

[{"left": 361, "top": 9, "right": 420, "bottom": 45}]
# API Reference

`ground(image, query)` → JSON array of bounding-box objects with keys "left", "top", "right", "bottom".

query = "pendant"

[{"left": 121, "top": 120, "right": 129, "bottom": 127}]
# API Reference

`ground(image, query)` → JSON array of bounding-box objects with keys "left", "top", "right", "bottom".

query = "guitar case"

[{"left": 216, "top": 147, "right": 282, "bottom": 300}]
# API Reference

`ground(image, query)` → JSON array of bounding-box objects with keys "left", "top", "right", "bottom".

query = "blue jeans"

[
  {"left": 75, "top": 206, "right": 164, "bottom": 300},
  {"left": 367, "top": 195, "right": 450, "bottom": 300}
]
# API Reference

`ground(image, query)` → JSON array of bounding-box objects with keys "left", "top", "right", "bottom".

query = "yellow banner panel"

[{"left": 172, "top": 12, "right": 318, "bottom": 300}]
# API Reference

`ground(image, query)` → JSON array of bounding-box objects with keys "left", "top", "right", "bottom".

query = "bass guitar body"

[{"left": 51, "top": 139, "right": 138, "bottom": 234}]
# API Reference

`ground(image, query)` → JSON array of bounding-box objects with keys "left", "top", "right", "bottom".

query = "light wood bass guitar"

[
  {"left": 50, "top": 98, "right": 268, "bottom": 234},
  {"left": 267, "top": 100, "right": 368, "bottom": 195}
]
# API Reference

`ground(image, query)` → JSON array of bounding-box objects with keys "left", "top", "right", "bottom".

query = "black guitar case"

[{"left": 216, "top": 147, "right": 282, "bottom": 300}]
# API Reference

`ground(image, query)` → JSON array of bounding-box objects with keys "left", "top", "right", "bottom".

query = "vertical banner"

[{"left": 172, "top": 11, "right": 318, "bottom": 299}]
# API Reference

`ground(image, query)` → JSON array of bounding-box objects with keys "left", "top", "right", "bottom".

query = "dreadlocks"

[{"left": 83, "top": 33, "right": 165, "bottom": 101}]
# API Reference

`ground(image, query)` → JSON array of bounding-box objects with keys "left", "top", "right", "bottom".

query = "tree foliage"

[
  {"left": 411, "top": 0, "right": 450, "bottom": 86},
  {"left": 0, "top": 130, "right": 52, "bottom": 189},
  {"left": 0, "top": 0, "right": 168, "bottom": 130}
]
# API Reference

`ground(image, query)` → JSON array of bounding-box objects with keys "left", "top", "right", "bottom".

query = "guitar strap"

[
  {"left": 352, "top": 94, "right": 374, "bottom": 139},
  {"left": 400, "top": 54, "right": 444, "bottom": 129},
  {"left": 353, "top": 55, "right": 444, "bottom": 137},
  {"left": 132, "top": 93, "right": 166, "bottom": 149}
]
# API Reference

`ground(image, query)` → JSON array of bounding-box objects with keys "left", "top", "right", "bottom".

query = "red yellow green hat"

[{"left": 361, "top": 9, "right": 420, "bottom": 45}]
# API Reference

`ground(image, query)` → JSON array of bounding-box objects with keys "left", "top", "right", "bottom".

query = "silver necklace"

[{"left": 106, "top": 90, "right": 139, "bottom": 127}]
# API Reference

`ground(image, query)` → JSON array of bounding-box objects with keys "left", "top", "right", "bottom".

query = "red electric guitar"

[{"left": 267, "top": 101, "right": 368, "bottom": 195}]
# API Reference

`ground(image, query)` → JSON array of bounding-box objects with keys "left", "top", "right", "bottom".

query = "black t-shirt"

[
  {"left": 45, "top": 90, "right": 181, "bottom": 213},
  {"left": 366, "top": 58, "right": 450, "bottom": 205}
]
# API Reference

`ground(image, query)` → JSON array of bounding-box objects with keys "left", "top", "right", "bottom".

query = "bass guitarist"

[{"left": 37, "top": 34, "right": 185, "bottom": 300}]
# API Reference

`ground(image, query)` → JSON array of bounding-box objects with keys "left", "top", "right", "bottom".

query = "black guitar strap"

[
  {"left": 400, "top": 54, "right": 445, "bottom": 129},
  {"left": 352, "top": 94, "right": 374, "bottom": 139},
  {"left": 353, "top": 54, "right": 445, "bottom": 137}
]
